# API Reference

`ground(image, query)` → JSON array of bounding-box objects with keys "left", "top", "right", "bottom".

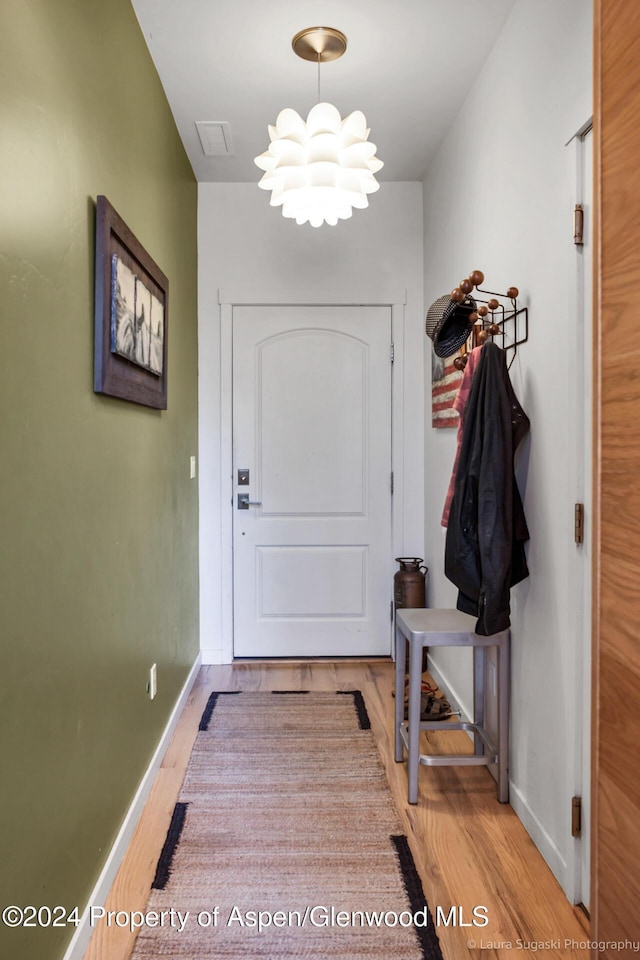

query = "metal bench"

[{"left": 394, "top": 608, "right": 510, "bottom": 804}]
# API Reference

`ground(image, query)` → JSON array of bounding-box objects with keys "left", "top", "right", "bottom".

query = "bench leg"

[
  {"left": 394, "top": 623, "right": 406, "bottom": 762},
  {"left": 497, "top": 633, "right": 510, "bottom": 803},
  {"left": 407, "top": 637, "right": 424, "bottom": 804},
  {"left": 473, "top": 646, "right": 485, "bottom": 757}
]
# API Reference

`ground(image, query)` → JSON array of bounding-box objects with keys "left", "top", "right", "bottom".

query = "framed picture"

[{"left": 94, "top": 195, "right": 168, "bottom": 409}]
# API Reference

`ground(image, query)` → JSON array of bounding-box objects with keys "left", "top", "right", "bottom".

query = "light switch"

[
  {"left": 148, "top": 663, "right": 157, "bottom": 700},
  {"left": 190, "top": 455, "right": 197, "bottom": 479}
]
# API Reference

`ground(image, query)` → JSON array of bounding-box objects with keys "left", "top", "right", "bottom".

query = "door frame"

[
  {"left": 566, "top": 119, "right": 594, "bottom": 908},
  {"left": 218, "top": 288, "right": 407, "bottom": 663}
]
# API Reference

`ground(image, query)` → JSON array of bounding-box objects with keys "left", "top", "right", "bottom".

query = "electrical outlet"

[
  {"left": 190, "top": 455, "right": 197, "bottom": 479},
  {"left": 148, "top": 663, "right": 157, "bottom": 700}
]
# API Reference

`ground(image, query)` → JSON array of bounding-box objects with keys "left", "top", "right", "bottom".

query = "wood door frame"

[
  {"left": 577, "top": 123, "right": 594, "bottom": 912},
  {"left": 563, "top": 120, "right": 594, "bottom": 908},
  {"left": 218, "top": 289, "right": 407, "bottom": 664}
]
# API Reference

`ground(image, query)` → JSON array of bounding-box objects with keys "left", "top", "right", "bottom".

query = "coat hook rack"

[{"left": 451, "top": 270, "right": 529, "bottom": 370}]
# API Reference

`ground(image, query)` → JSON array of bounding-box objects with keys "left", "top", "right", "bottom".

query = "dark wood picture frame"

[{"left": 94, "top": 195, "right": 168, "bottom": 409}]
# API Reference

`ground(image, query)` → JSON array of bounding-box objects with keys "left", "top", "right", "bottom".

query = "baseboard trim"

[
  {"left": 427, "top": 655, "right": 571, "bottom": 896},
  {"left": 508, "top": 780, "right": 569, "bottom": 895},
  {"left": 62, "top": 653, "right": 202, "bottom": 960}
]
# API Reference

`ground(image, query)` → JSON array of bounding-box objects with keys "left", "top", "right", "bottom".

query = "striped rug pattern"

[{"left": 131, "top": 691, "right": 443, "bottom": 959}]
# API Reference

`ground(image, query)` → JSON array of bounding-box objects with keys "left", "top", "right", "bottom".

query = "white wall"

[
  {"left": 422, "top": 0, "right": 592, "bottom": 897},
  {"left": 199, "top": 181, "right": 424, "bottom": 663}
]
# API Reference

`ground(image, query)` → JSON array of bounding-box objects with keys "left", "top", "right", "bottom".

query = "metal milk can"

[{"left": 394, "top": 557, "right": 428, "bottom": 610}]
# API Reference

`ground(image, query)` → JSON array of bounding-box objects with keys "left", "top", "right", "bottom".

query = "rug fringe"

[
  {"left": 198, "top": 691, "right": 241, "bottom": 731},
  {"left": 151, "top": 802, "right": 188, "bottom": 890},
  {"left": 391, "top": 834, "right": 444, "bottom": 960},
  {"left": 337, "top": 689, "right": 371, "bottom": 730}
]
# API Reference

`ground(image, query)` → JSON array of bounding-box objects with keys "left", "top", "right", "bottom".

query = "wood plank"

[
  {"left": 82, "top": 662, "right": 589, "bottom": 960},
  {"left": 593, "top": 0, "right": 640, "bottom": 952}
]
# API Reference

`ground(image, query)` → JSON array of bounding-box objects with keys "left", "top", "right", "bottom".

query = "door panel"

[
  {"left": 257, "top": 546, "right": 367, "bottom": 618},
  {"left": 232, "top": 305, "right": 392, "bottom": 658},
  {"left": 258, "top": 330, "right": 366, "bottom": 516}
]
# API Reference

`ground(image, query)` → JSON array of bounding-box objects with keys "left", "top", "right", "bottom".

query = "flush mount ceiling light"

[{"left": 254, "top": 27, "right": 383, "bottom": 228}]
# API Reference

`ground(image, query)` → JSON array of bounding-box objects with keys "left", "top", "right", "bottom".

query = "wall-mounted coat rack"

[{"left": 452, "top": 270, "right": 528, "bottom": 370}]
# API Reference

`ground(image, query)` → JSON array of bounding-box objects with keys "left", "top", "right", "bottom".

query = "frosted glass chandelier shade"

[{"left": 254, "top": 102, "right": 384, "bottom": 228}]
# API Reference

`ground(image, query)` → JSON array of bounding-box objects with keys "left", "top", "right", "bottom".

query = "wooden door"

[
  {"left": 592, "top": 0, "right": 640, "bottom": 948},
  {"left": 232, "top": 305, "right": 392, "bottom": 658}
]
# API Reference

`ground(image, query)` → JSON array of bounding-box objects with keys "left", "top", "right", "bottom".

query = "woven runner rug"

[{"left": 131, "top": 691, "right": 443, "bottom": 959}]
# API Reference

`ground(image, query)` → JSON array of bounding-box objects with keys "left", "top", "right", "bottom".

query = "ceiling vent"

[{"left": 195, "top": 121, "right": 234, "bottom": 156}]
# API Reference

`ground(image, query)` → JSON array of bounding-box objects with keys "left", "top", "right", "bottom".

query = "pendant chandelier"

[{"left": 254, "top": 27, "right": 383, "bottom": 228}]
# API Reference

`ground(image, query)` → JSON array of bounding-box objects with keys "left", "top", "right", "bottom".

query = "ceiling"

[{"left": 130, "top": 0, "right": 516, "bottom": 184}]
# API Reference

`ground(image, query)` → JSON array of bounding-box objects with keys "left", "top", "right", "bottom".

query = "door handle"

[{"left": 237, "top": 494, "right": 262, "bottom": 510}]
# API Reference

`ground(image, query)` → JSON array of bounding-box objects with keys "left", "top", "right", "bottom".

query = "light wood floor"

[{"left": 83, "top": 661, "right": 590, "bottom": 960}]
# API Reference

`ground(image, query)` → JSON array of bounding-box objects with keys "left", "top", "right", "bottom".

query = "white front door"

[{"left": 232, "top": 305, "right": 392, "bottom": 657}]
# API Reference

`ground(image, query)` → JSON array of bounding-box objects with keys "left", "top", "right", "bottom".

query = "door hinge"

[
  {"left": 390, "top": 342, "right": 395, "bottom": 363},
  {"left": 390, "top": 600, "right": 394, "bottom": 623},
  {"left": 390, "top": 471, "right": 394, "bottom": 495},
  {"left": 571, "top": 796, "right": 582, "bottom": 838},
  {"left": 573, "top": 203, "right": 584, "bottom": 245},
  {"left": 574, "top": 503, "right": 585, "bottom": 544}
]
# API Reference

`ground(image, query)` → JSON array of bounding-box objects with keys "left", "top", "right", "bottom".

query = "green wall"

[{"left": 0, "top": 1, "right": 199, "bottom": 958}]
